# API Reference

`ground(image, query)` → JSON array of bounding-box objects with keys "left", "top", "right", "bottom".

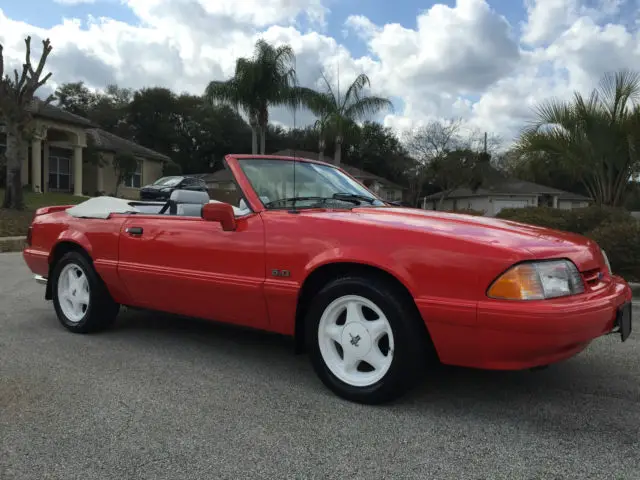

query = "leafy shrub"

[
  {"left": 496, "top": 205, "right": 640, "bottom": 281},
  {"left": 563, "top": 206, "right": 631, "bottom": 234},
  {"left": 589, "top": 220, "right": 640, "bottom": 281},
  {"left": 496, "top": 205, "right": 632, "bottom": 235},
  {"left": 442, "top": 208, "right": 485, "bottom": 216},
  {"left": 496, "top": 206, "right": 570, "bottom": 231}
]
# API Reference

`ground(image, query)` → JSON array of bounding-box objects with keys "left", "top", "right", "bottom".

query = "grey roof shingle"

[
  {"left": 423, "top": 163, "right": 591, "bottom": 201},
  {"left": 29, "top": 99, "right": 97, "bottom": 127},
  {"left": 86, "top": 128, "right": 170, "bottom": 162}
]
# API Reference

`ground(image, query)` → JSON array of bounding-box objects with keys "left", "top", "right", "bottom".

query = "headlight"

[
  {"left": 601, "top": 249, "right": 612, "bottom": 275},
  {"left": 487, "top": 260, "right": 585, "bottom": 300}
]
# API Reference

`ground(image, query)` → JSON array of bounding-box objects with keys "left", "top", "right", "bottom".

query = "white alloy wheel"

[
  {"left": 57, "top": 263, "right": 91, "bottom": 323},
  {"left": 317, "top": 294, "right": 394, "bottom": 387}
]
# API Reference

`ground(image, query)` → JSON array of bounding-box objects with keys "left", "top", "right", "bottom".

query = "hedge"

[
  {"left": 441, "top": 209, "right": 485, "bottom": 216},
  {"left": 496, "top": 205, "right": 640, "bottom": 281}
]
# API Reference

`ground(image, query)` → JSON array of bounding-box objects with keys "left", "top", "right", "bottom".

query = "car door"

[{"left": 116, "top": 211, "right": 270, "bottom": 329}]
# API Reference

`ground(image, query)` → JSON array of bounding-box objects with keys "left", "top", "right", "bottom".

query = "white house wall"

[
  {"left": 558, "top": 199, "right": 589, "bottom": 210},
  {"left": 490, "top": 195, "right": 537, "bottom": 216}
]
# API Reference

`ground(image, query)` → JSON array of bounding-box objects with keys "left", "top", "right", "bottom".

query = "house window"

[
  {"left": 48, "top": 148, "right": 73, "bottom": 192},
  {"left": 124, "top": 161, "right": 142, "bottom": 188}
]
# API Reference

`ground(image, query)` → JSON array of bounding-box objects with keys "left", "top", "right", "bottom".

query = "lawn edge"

[{"left": 0, "top": 236, "right": 26, "bottom": 253}]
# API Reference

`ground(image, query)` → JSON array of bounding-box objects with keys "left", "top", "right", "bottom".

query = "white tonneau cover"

[
  {"left": 65, "top": 196, "right": 250, "bottom": 219},
  {"left": 66, "top": 196, "right": 141, "bottom": 219}
]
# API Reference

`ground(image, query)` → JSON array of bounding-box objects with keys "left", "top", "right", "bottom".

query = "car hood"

[{"left": 319, "top": 207, "right": 603, "bottom": 271}]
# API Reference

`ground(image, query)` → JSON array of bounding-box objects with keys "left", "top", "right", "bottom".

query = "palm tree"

[
  {"left": 304, "top": 73, "right": 393, "bottom": 166},
  {"left": 204, "top": 39, "right": 302, "bottom": 154},
  {"left": 516, "top": 69, "right": 640, "bottom": 206}
]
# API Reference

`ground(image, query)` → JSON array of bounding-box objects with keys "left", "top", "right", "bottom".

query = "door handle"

[{"left": 126, "top": 226, "right": 143, "bottom": 236}]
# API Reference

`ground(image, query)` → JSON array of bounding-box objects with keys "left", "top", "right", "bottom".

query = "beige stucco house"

[{"left": 1, "top": 99, "right": 169, "bottom": 199}]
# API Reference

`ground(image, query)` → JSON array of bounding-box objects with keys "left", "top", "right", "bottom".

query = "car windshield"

[
  {"left": 152, "top": 176, "right": 182, "bottom": 187},
  {"left": 237, "top": 158, "right": 386, "bottom": 209}
]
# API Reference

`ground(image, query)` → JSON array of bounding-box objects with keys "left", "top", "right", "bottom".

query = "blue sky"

[{"left": 2, "top": 1, "right": 136, "bottom": 28}]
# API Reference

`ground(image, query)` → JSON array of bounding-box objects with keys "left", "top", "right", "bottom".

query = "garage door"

[{"left": 493, "top": 199, "right": 529, "bottom": 215}]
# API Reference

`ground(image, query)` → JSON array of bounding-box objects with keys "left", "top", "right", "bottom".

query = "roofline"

[
  {"left": 423, "top": 192, "right": 591, "bottom": 201},
  {"left": 91, "top": 145, "right": 170, "bottom": 162},
  {"left": 30, "top": 109, "right": 99, "bottom": 128}
]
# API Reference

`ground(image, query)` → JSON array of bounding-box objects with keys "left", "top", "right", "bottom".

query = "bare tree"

[
  {"left": 402, "top": 119, "right": 500, "bottom": 209},
  {"left": 0, "top": 36, "right": 54, "bottom": 209},
  {"left": 402, "top": 118, "right": 464, "bottom": 163}
]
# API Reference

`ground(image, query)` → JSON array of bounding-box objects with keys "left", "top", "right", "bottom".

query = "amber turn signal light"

[{"left": 487, "top": 260, "right": 585, "bottom": 301}]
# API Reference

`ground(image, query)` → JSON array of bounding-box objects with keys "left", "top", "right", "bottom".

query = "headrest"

[
  {"left": 176, "top": 203, "right": 204, "bottom": 217},
  {"left": 169, "top": 189, "right": 210, "bottom": 204}
]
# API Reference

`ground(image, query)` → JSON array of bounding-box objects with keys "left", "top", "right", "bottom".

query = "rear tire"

[
  {"left": 305, "top": 274, "right": 428, "bottom": 404},
  {"left": 51, "top": 251, "right": 120, "bottom": 333}
]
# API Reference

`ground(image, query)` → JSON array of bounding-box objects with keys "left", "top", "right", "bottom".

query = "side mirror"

[{"left": 202, "top": 202, "right": 237, "bottom": 231}]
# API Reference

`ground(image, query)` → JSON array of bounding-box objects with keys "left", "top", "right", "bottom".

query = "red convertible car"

[{"left": 23, "top": 154, "right": 633, "bottom": 404}]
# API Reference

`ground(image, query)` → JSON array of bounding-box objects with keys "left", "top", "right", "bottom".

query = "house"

[
  {"left": 271, "top": 149, "right": 406, "bottom": 202},
  {"left": 421, "top": 170, "right": 591, "bottom": 216},
  {"left": 0, "top": 99, "right": 170, "bottom": 198}
]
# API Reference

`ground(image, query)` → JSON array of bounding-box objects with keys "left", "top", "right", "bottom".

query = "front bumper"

[{"left": 419, "top": 276, "right": 633, "bottom": 370}]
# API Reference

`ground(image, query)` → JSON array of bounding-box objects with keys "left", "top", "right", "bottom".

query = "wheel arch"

[
  {"left": 45, "top": 240, "right": 93, "bottom": 300},
  {"left": 294, "top": 261, "right": 432, "bottom": 355}
]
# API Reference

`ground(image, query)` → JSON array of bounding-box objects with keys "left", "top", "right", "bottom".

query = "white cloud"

[{"left": 1, "top": 0, "right": 640, "bottom": 147}]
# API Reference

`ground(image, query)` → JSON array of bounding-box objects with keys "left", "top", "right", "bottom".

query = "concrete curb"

[
  {"left": 0, "top": 236, "right": 26, "bottom": 253},
  {"left": 629, "top": 282, "right": 640, "bottom": 296}
]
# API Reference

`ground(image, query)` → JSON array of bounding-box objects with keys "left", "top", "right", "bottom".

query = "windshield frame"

[{"left": 234, "top": 157, "right": 387, "bottom": 211}]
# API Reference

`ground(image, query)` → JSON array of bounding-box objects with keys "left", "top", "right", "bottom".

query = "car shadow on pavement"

[
  {"left": 111, "top": 309, "right": 628, "bottom": 387},
  {"left": 102, "top": 307, "right": 639, "bottom": 447}
]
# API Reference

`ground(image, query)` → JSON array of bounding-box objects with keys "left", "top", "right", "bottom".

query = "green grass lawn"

[{"left": 0, "top": 189, "right": 87, "bottom": 237}]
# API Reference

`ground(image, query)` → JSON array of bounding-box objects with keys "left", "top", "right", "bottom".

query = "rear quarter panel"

[{"left": 24, "top": 210, "right": 130, "bottom": 303}]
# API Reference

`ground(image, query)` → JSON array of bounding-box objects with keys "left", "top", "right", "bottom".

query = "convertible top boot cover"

[{"left": 66, "top": 196, "right": 140, "bottom": 219}]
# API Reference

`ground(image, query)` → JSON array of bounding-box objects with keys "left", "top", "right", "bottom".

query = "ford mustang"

[{"left": 22, "top": 154, "right": 633, "bottom": 404}]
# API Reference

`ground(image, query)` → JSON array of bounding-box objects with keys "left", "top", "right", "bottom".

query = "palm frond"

[
  {"left": 344, "top": 95, "right": 393, "bottom": 120},
  {"left": 342, "top": 73, "right": 371, "bottom": 109}
]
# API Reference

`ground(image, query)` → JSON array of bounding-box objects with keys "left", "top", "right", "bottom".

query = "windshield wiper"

[
  {"left": 264, "top": 197, "right": 330, "bottom": 208},
  {"left": 264, "top": 195, "right": 362, "bottom": 209},
  {"left": 332, "top": 193, "right": 375, "bottom": 204}
]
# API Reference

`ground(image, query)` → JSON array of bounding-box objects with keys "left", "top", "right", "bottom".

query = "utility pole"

[{"left": 483, "top": 131, "right": 487, "bottom": 154}]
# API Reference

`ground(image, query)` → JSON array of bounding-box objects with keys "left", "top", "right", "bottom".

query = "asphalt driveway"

[{"left": 1, "top": 252, "right": 639, "bottom": 480}]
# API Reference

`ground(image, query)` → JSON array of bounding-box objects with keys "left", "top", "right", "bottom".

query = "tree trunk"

[
  {"left": 2, "top": 130, "right": 25, "bottom": 210},
  {"left": 334, "top": 136, "right": 342, "bottom": 167},
  {"left": 251, "top": 127, "right": 258, "bottom": 155},
  {"left": 318, "top": 138, "right": 325, "bottom": 162},
  {"left": 260, "top": 126, "right": 266, "bottom": 155}
]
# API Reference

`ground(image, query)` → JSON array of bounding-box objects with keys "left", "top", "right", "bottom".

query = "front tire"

[
  {"left": 305, "top": 275, "right": 429, "bottom": 404},
  {"left": 51, "top": 251, "right": 120, "bottom": 333}
]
